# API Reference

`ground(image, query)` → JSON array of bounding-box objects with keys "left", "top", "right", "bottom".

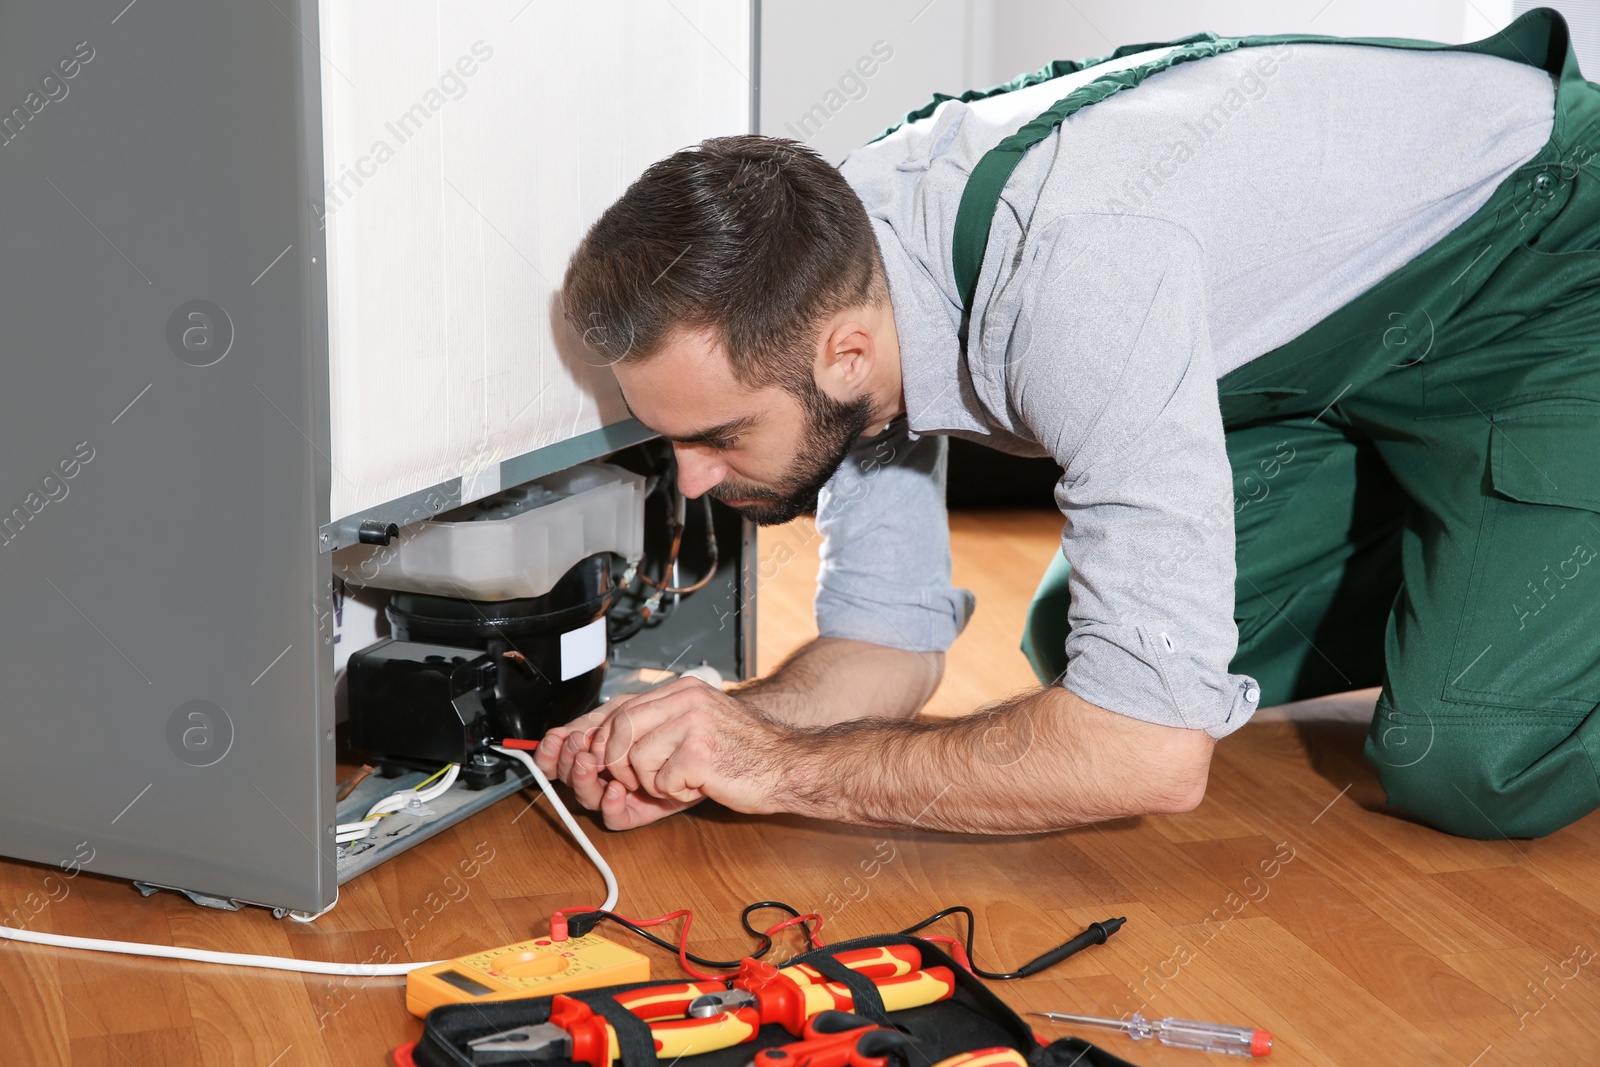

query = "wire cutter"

[{"left": 688, "top": 959, "right": 958, "bottom": 1035}]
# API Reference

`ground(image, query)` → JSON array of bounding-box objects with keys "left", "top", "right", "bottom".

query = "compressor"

[{"left": 335, "top": 463, "right": 645, "bottom": 788}]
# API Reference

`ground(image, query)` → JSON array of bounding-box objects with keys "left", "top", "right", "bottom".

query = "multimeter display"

[
  {"left": 433, "top": 969, "right": 496, "bottom": 997},
  {"left": 406, "top": 932, "right": 652, "bottom": 1016}
]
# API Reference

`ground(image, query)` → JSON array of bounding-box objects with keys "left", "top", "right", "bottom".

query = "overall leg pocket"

[{"left": 1444, "top": 401, "right": 1600, "bottom": 712}]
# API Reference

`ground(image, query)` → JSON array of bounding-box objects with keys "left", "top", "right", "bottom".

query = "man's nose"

[{"left": 673, "top": 445, "right": 725, "bottom": 499}]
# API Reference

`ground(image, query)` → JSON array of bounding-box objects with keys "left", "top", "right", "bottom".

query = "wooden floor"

[{"left": 3, "top": 510, "right": 1598, "bottom": 1065}]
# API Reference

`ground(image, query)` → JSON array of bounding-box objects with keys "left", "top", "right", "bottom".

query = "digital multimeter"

[{"left": 406, "top": 932, "right": 652, "bottom": 1017}]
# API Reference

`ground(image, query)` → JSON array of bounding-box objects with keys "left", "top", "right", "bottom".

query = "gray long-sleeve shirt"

[{"left": 819, "top": 40, "right": 1555, "bottom": 738}]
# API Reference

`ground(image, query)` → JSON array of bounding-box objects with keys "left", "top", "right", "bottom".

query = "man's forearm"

[
  {"left": 769, "top": 686, "right": 1214, "bottom": 833},
  {"left": 730, "top": 636, "right": 943, "bottom": 727}
]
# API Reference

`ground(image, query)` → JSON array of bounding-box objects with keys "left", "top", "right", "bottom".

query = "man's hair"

[{"left": 561, "top": 135, "right": 887, "bottom": 395}]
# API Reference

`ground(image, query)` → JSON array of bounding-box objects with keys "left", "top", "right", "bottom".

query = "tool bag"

[{"left": 395, "top": 933, "right": 1140, "bottom": 1067}]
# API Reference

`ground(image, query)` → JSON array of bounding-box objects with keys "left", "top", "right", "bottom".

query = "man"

[{"left": 536, "top": 10, "right": 1600, "bottom": 839}]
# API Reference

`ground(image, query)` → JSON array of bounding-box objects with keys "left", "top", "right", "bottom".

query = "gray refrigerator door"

[{"left": 0, "top": 0, "right": 336, "bottom": 912}]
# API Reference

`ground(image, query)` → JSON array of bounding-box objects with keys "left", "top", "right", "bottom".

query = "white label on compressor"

[{"left": 559, "top": 617, "right": 606, "bottom": 681}]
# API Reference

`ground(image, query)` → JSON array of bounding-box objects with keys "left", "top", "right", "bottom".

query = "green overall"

[{"left": 931, "top": 8, "right": 1600, "bottom": 838}]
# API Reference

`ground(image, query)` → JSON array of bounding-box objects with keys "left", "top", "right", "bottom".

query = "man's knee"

[
  {"left": 1022, "top": 551, "right": 1073, "bottom": 686},
  {"left": 1366, "top": 698, "right": 1600, "bottom": 838}
]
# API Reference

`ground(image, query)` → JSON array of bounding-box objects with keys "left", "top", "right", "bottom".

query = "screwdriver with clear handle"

[{"left": 1028, "top": 1012, "right": 1273, "bottom": 1057}]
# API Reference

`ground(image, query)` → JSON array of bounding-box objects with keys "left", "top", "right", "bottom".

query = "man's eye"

[{"left": 707, "top": 437, "right": 739, "bottom": 451}]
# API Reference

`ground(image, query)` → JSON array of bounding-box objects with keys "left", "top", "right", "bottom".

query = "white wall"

[
  {"left": 758, "top": 0, "right": 991, "bottom": 164},
  {"left": 984, "top": 0, "right": 1517, "bottom": 82},
  {"left": 320, "top": 0, "right": 750, "bottom": 523},
  {"left": 759, "top": 0, "right": 1523, "bottom": 164}
]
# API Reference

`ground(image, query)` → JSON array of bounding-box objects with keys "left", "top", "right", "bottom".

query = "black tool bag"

[{"left": 400, "top": 933, "right": 1142, "bottom": 1067}]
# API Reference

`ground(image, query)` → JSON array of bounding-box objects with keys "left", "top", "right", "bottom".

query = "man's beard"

[{"left": 708, "top": 385, "right": 875, "bottom": 526}]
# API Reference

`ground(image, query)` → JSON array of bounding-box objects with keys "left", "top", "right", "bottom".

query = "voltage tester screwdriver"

[{"left": 1030, "top": 1012, "right": 1273, "bottom": 1058}]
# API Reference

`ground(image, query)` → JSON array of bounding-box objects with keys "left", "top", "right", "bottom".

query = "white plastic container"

[{"left": 334, "top": 463, "right": 646, "bottom": 600}]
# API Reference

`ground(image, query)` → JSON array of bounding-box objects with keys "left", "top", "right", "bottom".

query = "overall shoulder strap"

[{"left": 944, "top": 6, "right": 1579, "bottom": 340}]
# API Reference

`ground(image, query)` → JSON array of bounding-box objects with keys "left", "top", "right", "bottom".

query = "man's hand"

[
  {"left": 597, "top": 677, "right": 790, "bottom": 809},
  {"left": 533, "top": 705, "right": 698, "bottom": 830},
  {"left": 534, "top": 678, "right": 791, "bottom": 830},
  {"left": 537, "top": 639, "right": 934, "bottom": 831}
]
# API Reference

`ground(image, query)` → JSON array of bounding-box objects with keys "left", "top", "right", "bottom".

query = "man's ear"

[{"left": 814, "top": 318, "right": 875, "bottom": 399}]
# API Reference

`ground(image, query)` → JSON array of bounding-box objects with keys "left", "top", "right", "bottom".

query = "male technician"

[{"left": 536, "top": 10, "right": 1600, "bottom": 839}]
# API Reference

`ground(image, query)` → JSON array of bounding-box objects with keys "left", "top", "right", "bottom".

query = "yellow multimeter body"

[{"left": 406, "top": 932, "right": 652, "bottom": 1017}]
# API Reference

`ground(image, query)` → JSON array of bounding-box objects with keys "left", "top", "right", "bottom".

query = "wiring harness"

[{"left": 335, "top": 763, "right": 462, "bottom": 844}]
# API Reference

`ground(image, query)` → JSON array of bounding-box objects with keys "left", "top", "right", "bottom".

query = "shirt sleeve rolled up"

[{"left": 813, "top": 422, "right": 976, "bottom": 653}]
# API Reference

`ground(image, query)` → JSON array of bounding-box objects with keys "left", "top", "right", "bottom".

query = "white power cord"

[
  {"left": 0, "top": 923, "right": 437, "bottom": 976},
  {"left": 493, "top": 745, "right": 618, "bottom": 912},
  {"left": 0, "top": 746, "right": 617, "bottom": 975}
]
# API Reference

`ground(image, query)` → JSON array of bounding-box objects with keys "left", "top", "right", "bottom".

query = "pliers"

[
  {"left": 468, "top": 994, "right": 760, "bottom": 1067},
  {"left": 467, "top": 1022, "right": 574, "bottom": 1065}
]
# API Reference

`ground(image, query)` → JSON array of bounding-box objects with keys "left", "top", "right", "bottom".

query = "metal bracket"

[{"left": 132, "top": 881, "right": 245, "bottom": 912}]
